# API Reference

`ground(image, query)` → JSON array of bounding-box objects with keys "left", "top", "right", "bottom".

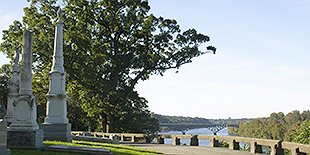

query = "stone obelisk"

[
  {"left": 7, "top": 30, "right": 43, "bottom": 149},
  {"left": 5, "top": 47, "right": 21, "bottom": 125},
  {"left": 41, "top": 9, "right": 72, "bottom": 142}
]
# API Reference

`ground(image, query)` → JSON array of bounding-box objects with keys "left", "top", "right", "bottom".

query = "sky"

[{"left": 1, "top": 0, "right": 310, "bottom": 119}]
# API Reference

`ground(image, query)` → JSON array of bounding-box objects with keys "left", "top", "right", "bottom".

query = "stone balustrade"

[
  {"left": 71, "top": 131, "right": 148, "bottom": 143},
  {"left": 71, "top": 131, "right": 310, "bottom": 155},
  {"left": 159, "top": 134, "right": 310, "bottom": 155}
]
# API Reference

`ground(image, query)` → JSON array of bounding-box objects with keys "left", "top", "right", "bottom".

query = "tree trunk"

[
  {"left": 108, "top": 116, "right": 114, "bottom": 133},
  {"left": 99, "top": 113, "right": 108, "bottom": 133}
]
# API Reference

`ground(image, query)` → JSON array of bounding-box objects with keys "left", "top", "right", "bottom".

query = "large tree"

[{"left": 0, "top": 0, "right": 215, "bottom": 132}]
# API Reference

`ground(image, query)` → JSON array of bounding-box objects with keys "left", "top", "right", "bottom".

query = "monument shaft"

[
  {"left": 44, "top": 9, "right": 68, "bottom": 124},
  {"left": 19, "top": 30, "right": 33, "bottom": 96}
]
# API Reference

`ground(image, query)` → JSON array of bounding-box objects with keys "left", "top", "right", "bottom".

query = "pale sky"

[{"left": 1, "top": 0, "right": 310, "bottom": 119}]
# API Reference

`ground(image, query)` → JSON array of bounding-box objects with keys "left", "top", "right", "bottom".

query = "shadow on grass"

[
  {"left": 73, "top": 141, "right": 163, "bottom": 155},
  {"left": 12, "top": 149, "right": 77, "bottom": 155},
  {"left": 43, "top": 140, "right": 163, "bottom": 155}
]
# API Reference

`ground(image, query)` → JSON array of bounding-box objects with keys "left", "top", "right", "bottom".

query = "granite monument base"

[
  {"left": 0, "top": 146, "right": 11, "bottom": 155},
  {"left": 0, "top": 119, "right": 10, "bottom": 155},
  {"left": 7, "top": 129, "right": 43, "bottom": 149},
  {"left": 40, "top": 123, "right": 72, "bottom": 142}
]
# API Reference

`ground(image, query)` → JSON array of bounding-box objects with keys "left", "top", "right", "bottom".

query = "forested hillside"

[
  {"left": 229, "top": 110, "right": 310, "bottom": 144},
  {"left": 154, "top": 114, "right": 248, "bottom": 125}
]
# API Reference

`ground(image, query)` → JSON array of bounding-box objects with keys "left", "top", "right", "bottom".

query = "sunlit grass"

[
  {"left": 11, "top": 140, "right": 162, "bottom": 155},
  {"left": 12, "top": 149, "right": 77, "bottom": 155},
  {"left": 44, "top": 140, "right": 162, "bottom": 155}
]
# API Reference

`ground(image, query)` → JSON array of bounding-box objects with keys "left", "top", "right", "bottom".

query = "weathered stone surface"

[
  {"left": 172, "top": 136, "right": 180, "bottom": 145},
  {"left": 7, "top": 129, "right": 43, "bottom": 149},
  {"left": 229, "top": 139, "right": 240, "bottom": 150},
  {"left": 40, "top": 123, "right": 72, "bottom": 142},
  {"left": 210, "top": 137, "right": 219, "bottom": 147},
  {"left": 251, "top": 141, "right": 262, "bottom": 153},
  {"left": 7, "top": 30, "right": 43, "bottom": 149},
  {"left": 0, "top": 120, "right": 7, "bottom": 146},
  {"left": 0, "top": 120, "right": 11, "bottom": 155},
  {"left": 5, "top": 47, "right": 20, "bottom": 124},
  {"left": 190, "top": 135, "right": 199, "bottom": 146},
  {"left": 19, "top": 30, "right": 33, "bottom": 96},
  {"left": 0, "top": 148, "right": 11, "bottom": 155},
  {"left": 44, "top": 8, "right": 68, "bottom": 124},
  {"left": 10, "top": 30, "right": 39, "bottom": 130}
]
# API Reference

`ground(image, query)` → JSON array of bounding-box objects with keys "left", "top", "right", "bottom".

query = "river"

[
  {"left": 159, "top": 128, "right": 272, "bottom": 153},
  {"left": 160, "top": 127, "right": 229, "bottom": 146}
]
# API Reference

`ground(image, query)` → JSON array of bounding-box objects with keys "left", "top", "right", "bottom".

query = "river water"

[
  {"left": 160, "top": 128, "right": 271, "bottom": 154},
  {"left": 160, "top": 127, "right": 229, "bottom": 146}
]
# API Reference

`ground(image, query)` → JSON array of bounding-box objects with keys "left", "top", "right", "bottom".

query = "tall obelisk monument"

[
  {"left": 41, "top": 8, "right": 72, "bottom": 142},
  {"left": 7, "top": 30, "right": 43, "bottom": 149}
]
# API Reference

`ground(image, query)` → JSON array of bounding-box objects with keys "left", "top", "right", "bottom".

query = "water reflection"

[{"left": 160, "top": 127, "right": 228, "bottom": 146}]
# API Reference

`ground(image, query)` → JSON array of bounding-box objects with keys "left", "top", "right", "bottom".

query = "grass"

[
  {"left": 11, "top": 140, "right": 162, "bottom": 155},
  {"left": 12, "top": 150, "right": 77, "bottom": 155}
]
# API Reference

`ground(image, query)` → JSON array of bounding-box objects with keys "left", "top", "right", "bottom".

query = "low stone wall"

[
  {"left": 71, "top": 131, "right": 149, "bottom": 143},
  {"left": 71, "top": 131, "right": 310, "bottom": 155},
  {"left": 159, "top": 134, "right": 310, "bottom": 155}
]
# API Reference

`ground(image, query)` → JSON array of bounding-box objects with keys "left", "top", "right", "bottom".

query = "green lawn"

[
  {"left": 11, "top": 140, "right": 162, "bottom": 155},
  {"left": 12, "top": 150, "right": 77, "bottom": 155}
]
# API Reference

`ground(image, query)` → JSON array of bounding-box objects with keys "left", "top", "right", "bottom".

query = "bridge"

[{"left": 160, "top": 123, "right": 239, "bottom": 135}]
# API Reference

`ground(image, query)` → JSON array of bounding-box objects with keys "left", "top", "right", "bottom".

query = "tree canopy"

[
  {"left": 293, "top": 120, "right": 310, "bottom": 144},
  {"left": 229, "top": 110, "right": 310, "bottom": 142},
  {"left": 0, "top": 0, "right": 215, "bottom": 133}
]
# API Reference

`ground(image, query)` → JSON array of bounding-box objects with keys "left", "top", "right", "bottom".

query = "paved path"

[{"left": 125, "top": 144, "right": 253, "bottom": 155}]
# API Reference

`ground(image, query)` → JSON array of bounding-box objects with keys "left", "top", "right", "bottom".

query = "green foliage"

[
  {"left": 0, "top": 64, "right": 11, "bottom": 116},
  {"left": 1, "top": 0, "right": 215, "bottom": 133},
  {"left": 154, "top": 114, "right": 212, "bottom": 124},
  {"left": 293, "top": 120, "right": 310, "bottom": 144},
  {"left": 219, "top": 141, "right": 229, "bottom": 148},
  {"left": 230, "top": 110, "right": 310, "bottom": 142},
  {"left": 154, "top": 114, "right": 248, "bottom": 125},
  {"left": 240, "top": 144, "right": 250, "bottom": 151}
]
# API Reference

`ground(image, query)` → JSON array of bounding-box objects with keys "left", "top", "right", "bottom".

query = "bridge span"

[{"left": 160, "top": 123, "right": 239, "bottom": 134}]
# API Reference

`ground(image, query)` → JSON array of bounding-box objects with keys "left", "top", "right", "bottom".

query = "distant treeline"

[
  {"left": 228, "top": 110, "right": 310, "bottom": 144},
  {"left": 153, "top": 114, "right": 249, "bottom": 131}
]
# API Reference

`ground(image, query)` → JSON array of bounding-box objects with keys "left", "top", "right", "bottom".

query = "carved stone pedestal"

[
  {"left": 40, "top": 123, "right": 72, "bottom": 142},
  {"left": 7, "top": 129, "right": 43, "bottom": 149},
  {"left": 0, "top": 147, "right": 11, "bottom": 155},
  {"left": 0, "top": 120, "right": 11, "bottom": 155}
]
